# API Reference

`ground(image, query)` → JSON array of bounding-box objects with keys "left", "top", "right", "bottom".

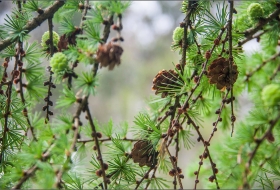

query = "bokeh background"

[{"left": 0, "top": 1, "right": 256, "bottom": 188}]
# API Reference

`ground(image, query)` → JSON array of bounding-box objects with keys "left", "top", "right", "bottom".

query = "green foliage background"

[{"left": 0, "top": 0, "right": 280, "bottom": 189}]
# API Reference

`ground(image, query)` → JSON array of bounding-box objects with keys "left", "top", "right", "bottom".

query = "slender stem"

[
  {"left": 228, "top": 0, "right": 235, "bottom": 136},
  {"left": 165, "top": 145, "right": 183, "bottom": 190},
  {"left": 245, "top": 51, "right": 280, "bottom": 82},
  {"left": 0, "top": 1, "right": 65, "bottom": 51},
  {"left": 144, "top": 167, "right": 158, "bottom": 190},
  {"left": 79, "top": 0, "right": 89, "bottom": 29},
  {"left": 85, "top": 104, "right": 107, "bottom": 189},
  {"left": 242, "top": 114, "right": 280, "bottom": 189},
  {"left": 134, "top": 167, "right": 153, "bottom": 190},
  {"left": 238, "top": 7, "right": 280, "bottom": 47},
  {"left": 1, "top": 45, "right": 19, "bottom": 164},
  {"left": 48, "top": 17, "right": 54, "bottom": 56}
]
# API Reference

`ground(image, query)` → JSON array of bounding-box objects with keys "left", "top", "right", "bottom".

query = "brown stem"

[
  {"left": 144, "top": 167, "right": 158, "bottom": 190},
  {"left": 165, "top": 145, "right": 183, "bottom": 190},
  {"left": 1, "top": 45, "right": 19, "bottom": 164},
  {"left": 85, "top": 103, "right": 108, "bottom": 189},
  {"left": 242, "top": 114, "right": 280, "bottom": 189},
  {"left": 228, "top": 0, "right": 235, "bottom": 136},
  {"left": 238, "top": 7, "right": 280, "bottom": 47},
  {"left": 134, "top": 167, "right": 154, "bottom": 190},
  {"left": 48, "top": 17, "right": 54, "bottom": 57},
  {"left": 245, "top": 51, "right": 280, "bottom": 82},
  {"left": 0, "top": 1, "right": 65, "bottom": 52}
]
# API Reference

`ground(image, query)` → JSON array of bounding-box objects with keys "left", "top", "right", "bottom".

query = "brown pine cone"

[
  {"left": 131, "top": 140, "right": 158, "bottom": 167},
  {"left": 96, "top": 42, "right": 123, "bottom": 70},
  {"left": 207, "top": 57, "right": 238, "bottom": 90},
  {"left": 152, "top": 69, "right": 182, "bottom": 98}
]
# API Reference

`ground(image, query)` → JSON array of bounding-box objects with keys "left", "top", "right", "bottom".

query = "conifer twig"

[
  {"left": 245, "top": 51, "right": 280, "bottom": 82},
  {"left": 238, "top": 7, "right": 280, "bottom": 47},
  {"left": 165, "top": 145, "right": 183, "bottom": 190},
  {"left": 78, "top": 138, "right": 139, "bottom": 143},
  {"left": 12, "top": 141, "right": 54, "bottom": 189},
  {"left": 85, "top": 103, "right": 108, "bottom": 190},
  {"left": 270, "top": 64, "right": 280, "bottom": 80},
  {"left": 134, "top": 167, "right": 154, "bottom": 190},
  {"left": 79, "top": 0, "right": 89, "bottom": 29},
  {"left": 228, "top": 0, "right": 235, "bottom": 136},
  {"left": 242, "top": 114, "right": 280, "bottom": 189},
  {"left": 1, "top": 45, "right": 20, "bottom": 164},
  {"left": 0, "top": 1, "right": 65, "bottom": 52},
  {"left": 181, "top": 1, "right": 197, "bottom": 70}
]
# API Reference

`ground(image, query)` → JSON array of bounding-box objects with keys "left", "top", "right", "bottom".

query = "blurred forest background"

[{"left": 0, "top": 1, "right": 258, "bottom": 187}]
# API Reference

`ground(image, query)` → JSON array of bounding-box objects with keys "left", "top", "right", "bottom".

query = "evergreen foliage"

[{"left": 0, "top": 0, "right": 280, "bottom": 189}]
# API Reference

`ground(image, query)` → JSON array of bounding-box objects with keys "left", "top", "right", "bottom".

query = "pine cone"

[
  {"left": 207, "top": 57, "right": 238, "bottom": 90},
  {"left": 131, "top": 140, "right": 158, "bottom": 167},
  {"left": 96, "top": 42, "right": 123, "bottom": 70},
  {"left": 152, "top": 69, "right": 182, "bottom": 98}
]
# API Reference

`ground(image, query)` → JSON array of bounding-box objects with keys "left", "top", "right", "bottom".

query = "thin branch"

[
  {"left": 245, "top": 51, "right": 280, "bottom": 82},
  {"left": 238, "top": 7, "right": 280, "bottom": 47},
  {"left": 12, "top": 141, "right": 54, "bottom": 189},
  {"left": 78, "top": 138, "right": 139, "bottom": 143},
  {"left": 144, "top": 167, "right": 158, "bottom": 190},
  {"left": 1, "top": 45, "right": 19, "bottom": 164},
  {"left": 79, "top": 0, "right": 89, "bottom": 29},
  {"left": 0, "top": 1, "right": 65, "bottom": 52},
  {"left": 85, "top": 103, "right": 108, "bottom": 190},
  {"left": 134, "top": 167, "right": 154, "bottom": 190},
  {"left": 165, "top": 145, "right": 183, "bottom": 190},
  {"left": 48, "top": 17, "right": 54, "bottom": 57},
  {"left": 242, "top": 114, "right": 280, "bottom": 189},
  {"left": 181, "top": 1, "right": 197, "bottom": 70},
  {"left": 270, "top": 64, "right": 280, "bottom": 80},
  {"left": 228, "top": 0, "right": 235, "bottom": 136}
]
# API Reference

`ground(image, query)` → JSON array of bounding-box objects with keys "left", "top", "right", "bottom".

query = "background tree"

[{"left": 0, "top": 0, "right": 280, "bottom": 189}]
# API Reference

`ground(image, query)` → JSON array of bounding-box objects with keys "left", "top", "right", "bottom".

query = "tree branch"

[
  {"left": 0, "top": 0, "right": 65, "bottom": 52},
  {"left": 238, "top": 7, "right": 280, "bottom": 47}
]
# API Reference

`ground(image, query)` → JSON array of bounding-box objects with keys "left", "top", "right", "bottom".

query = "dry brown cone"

[
  {"left": 131, "top": 140, "right": 158, "bottom": 167},
  {"left": 96, "top": 42, "right": 123, "bottom": 70},
  {"left": 207, "top": 57, "right": 238, "bottom": 90},
  {"left": 152, "top": 69, "right": 182, "bottom": 98}
]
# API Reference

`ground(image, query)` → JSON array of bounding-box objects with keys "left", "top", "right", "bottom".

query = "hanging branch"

[
  {"left": 12, "top": 141, "right": 55, "bottom": 189},
  {"left": 42, "top": 17, "right": 56, "bottom": 124},
  {"left": 55, "top": 99, "right": 83, "bottom": 188},
  {"left": 270, "top": 64, "right": 280, "bottom": 80},
  {"left": 134, "top": 167, "right": 154, "bottom": 190},
  {"left": 228, "top": 0, "right": 235, "bottom": 136},
  {"left": 79, "top": 0, "right": 90, "bottom": 29},
  {"left": 14, "top": 0, "right": 36, "bottom": 140},
  {"left": 165, "top": 145, "right": 183, "bottom": 189},
  {"left": 185, "top": 113, "right": 220, "bottom": 190},
  {"left": 242, "top": 113, "right": 280, "bottom": 189},
  {"left": 180, "top": 1, "right": 197, "bottom": 70},
  {"left": 0, "top": 1, "right": 65, "bottom": 52},
  {"left": 245, "top": 51, "right": 280, "bottom": 82},
  {"left": 144, "top": 166, "right": 158, "bottom": 190},
  {"left": 0, "top": 44, "right": 20, "bottom": 164},
  {"left": 78, "top": 138, "right": 139, "bottom": 143},
  {"left": 238, "top": 7, "right": 280, "bottom": 47},
  {"left": 85, "top": 102, "right": 108, "bottom": 190}
]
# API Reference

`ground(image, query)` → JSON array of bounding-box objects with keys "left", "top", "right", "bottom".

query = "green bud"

[
  {"left": 247, "top": 3, "right": 264, "bottom": 20},
  {"left": 50, "top": 52, "right": 68, "bottom": 73},
  {"left": 41, "top": 31, "right": 60, "bottom": 49},
  {"left": 172, "top": 27, "right": 184, "bottom": 43},
  {"left": 261, "top": 84, "right": 280, "bottom": 106}
]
